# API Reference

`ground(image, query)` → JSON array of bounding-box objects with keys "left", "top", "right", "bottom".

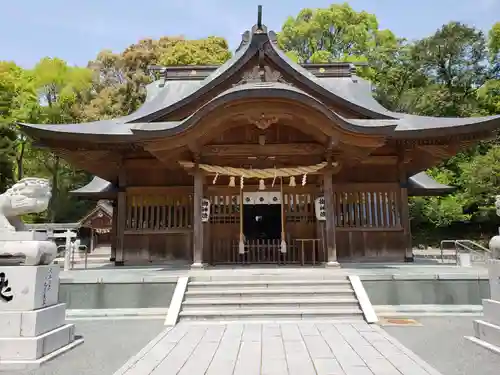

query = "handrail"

[
  {"left": 440, "top": 239, "right": 491, "bottom": 265},
  {"left": 455, "top": 240, "right": 490, "bottom": 254}
]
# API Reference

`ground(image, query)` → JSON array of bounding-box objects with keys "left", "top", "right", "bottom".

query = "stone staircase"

[
  {"left": 465, "top": 260, "right": 500, "bottom": 355},
  {"left": 178, "top": 276, "right": 365, "bottom": 321},
  {"left": 467, "top": 301, "right": 500, "bottom": 355}
]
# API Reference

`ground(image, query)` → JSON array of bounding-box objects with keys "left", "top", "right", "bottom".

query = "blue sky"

[{"left": 2, "top": 0, "right": 500, "bottom": 68}]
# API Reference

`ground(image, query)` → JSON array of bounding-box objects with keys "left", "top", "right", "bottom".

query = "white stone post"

[
  {"left": 63, "top": 230, "right": 73, "bottom": 271},
  {"left": 489, "top": 195, "right": 500, "bottom": 259}
]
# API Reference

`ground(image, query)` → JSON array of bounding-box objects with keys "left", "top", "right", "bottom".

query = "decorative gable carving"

[
  {"left": 234, "top": 64, "right": 289, "bottom": 86},
  {"left": 248, "top": 113, "right": 279, "bottom": 130}
]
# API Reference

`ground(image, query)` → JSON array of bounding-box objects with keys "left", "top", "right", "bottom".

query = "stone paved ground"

[
  {"left": 384, "top": 316, "right": 500, "bottom": 375},
  {"left": 5, "top": 319, "right": 164, "bottom": 375},
  {"left": 9, "top": 316, "right": 500, "bottom": 375},
  {"left": 115, "top": 321, "right": 443, "bottom": 375}
]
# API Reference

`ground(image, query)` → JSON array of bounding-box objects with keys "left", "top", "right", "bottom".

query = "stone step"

[
  {"left": 189, "top": 274, "right": 348, "bottom": 282},
  {"left": 184, "top": 288, "right": 355, "bottom": 299},
  {"left": 179, "top": 308, "right": 364, "bottom": 321},
  {"left": 465, "top": 336, "right": 500, "bottom": 356},
  {"left": 482, "top": 299, "right": 500, "bottom": 327},
  {"left": 183, "top": 296, "right": 358, "bottom": 305},
  {"left": 187, "top": 279, "right": 351, "bottom": 290},
  {"left": 182, "top": 298, "right": 359, "bottom": 311},
  {"left": 473, "top": 320, "right": 500, "bottom": 348}
]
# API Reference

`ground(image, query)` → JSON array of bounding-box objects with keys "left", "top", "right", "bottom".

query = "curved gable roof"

[{"left": 18, "top": 20, "right": 500, "bottom": 142}]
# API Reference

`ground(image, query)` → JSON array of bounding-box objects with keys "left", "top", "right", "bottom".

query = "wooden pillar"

[
  {"left": 115, "top": 169, "right": 127, "bottom": 266},
  {"left": 398, "top": 156, "right": 413, "bottom": 262},
  {"left": 192, "top": 168, "right": 204, "bottom": 268},
  {"left": 323, "top": 163, "right": 339, "bottom": 267},
  {"left": 110, "top": 200, "right": 117, "bottom": 261}
]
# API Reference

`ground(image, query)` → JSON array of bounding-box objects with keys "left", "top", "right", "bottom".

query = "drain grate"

[{"left": 379, "top": 318, "right": 422, "bottom": 327}]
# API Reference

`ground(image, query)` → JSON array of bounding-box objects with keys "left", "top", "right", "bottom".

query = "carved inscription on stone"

[
  {"left": 42, "top": 267, "right": 53, "bottom": 307},
  {"left": 0, "top": 272, "right": 13, "bottom": 302}
]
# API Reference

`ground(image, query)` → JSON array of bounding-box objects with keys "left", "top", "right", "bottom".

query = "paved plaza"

[
  {"left": 11, "top": 316, "right": 500, "bottom": 375},
  {"left": 114, "top": 321, "right": 443, "bottom": 375}
]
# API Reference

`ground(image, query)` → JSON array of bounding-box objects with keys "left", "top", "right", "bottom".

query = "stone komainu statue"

[
  {"left": 0, "top": 178, "right": 51, "bottom": 232},
  {"left": 0, "top": 178, "right": 57, "bottom": 266}
]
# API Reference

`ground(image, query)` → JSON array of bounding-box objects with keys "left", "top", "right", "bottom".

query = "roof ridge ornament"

[
  {"left": 253, "top": 5, "right": 266, "bottom": 34},
  {"left": 257, "top": 5, "right": 262, "bottom": 29}
]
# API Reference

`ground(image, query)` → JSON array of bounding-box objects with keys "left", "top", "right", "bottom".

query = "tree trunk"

[
  {"left": 16, "top": 140, "right": 25, "bottom": 181},
  {"left": 48, "top": 155, "right": 60, "bottom": 222}
]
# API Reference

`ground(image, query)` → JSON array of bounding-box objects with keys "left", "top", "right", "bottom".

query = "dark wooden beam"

[
  {"left": 360, "top": 155, "right": 398, "bottom": 165},
  {"left": 192, "top": 166, "right": 204, "bottom": 267},
  {"left": 115, "top": 165, "right": 127, "bottom": 266},
  {"left": 123, "top": 158, "right": 164, "bottom": 169},
  {"left": 397, "top": 150, "right": 412, "bottom": 262},
  {"left": 201, "top": 143, "right": 325, "bottom": 157},
  {"left": 323, "top": 159, "right": 338, "bottom": 266}
]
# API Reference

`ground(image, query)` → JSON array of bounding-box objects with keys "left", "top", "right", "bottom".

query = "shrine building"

[{"left": 19, "top": 11, "right": 500, "bottom": 267}]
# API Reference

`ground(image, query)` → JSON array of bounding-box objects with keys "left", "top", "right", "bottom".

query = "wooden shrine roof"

[
  {"left": 18, "top": 15, "right": 500, "bottom": 144},
  {"left": 78, "top": 200, "right": 113, "bottom": 228}
]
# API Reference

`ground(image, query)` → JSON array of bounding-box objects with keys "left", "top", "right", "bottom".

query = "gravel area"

[
  {"left": 8, "top": 318, "right": 164, "bottom": 375},
  {"left": 382, "top": 316, "right": 500, "bottom": 375}
]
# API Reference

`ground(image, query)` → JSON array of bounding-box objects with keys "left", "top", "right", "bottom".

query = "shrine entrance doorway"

[
  {"left": 243, "top": 203, "right": 281, "bottom": 242},
  {"left": 207, "top": 187, "right": 324, "bottom": 266}
]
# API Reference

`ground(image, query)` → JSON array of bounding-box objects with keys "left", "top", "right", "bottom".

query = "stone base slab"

[
  {"left": 324, "top": 261, "right": 340, "bottom": 268},
  {"left": 0, "top": 265, "right": 59, "bottom": 311},
  {"left": 190, "top": 262, "right": 206, "bottom": 269},
  {"left": 0, "top": 323, "right": 75, "bottom": 361},
  {"left": 0, "top": 303, "right": 66, "bottom": 338},
  {"left": 0, "top": 336, "right": 84, "bottom": 371}
]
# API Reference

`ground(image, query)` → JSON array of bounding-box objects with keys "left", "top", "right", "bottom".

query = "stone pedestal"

[
  {"left": 0, "top": 265, "right": 83, "bottom": 370},
  {"left": 0, "top": 231, "right": 58, "bottom": 266},
  {"left": 466, "top": 260, "right": 500, "bottom": 355}
]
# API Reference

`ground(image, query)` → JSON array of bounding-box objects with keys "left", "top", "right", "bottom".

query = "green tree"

[
  {"left": 0, "top": 62, "right": 39, "bottom": 189},
  {"left": 410, "top": 22, "right": 491, "bottom": 117},
  {"left": 29, "top": 58, "right": 93, "bottom": 221},
  {"left": 82, "top": 36, "right": 232, "bottom": 121},
  {"left": 0, "top": 62, "right": 18, "bottom": 191},
  {"left": 278, "top": 2, "right": 398, "bottom": 67},
  {"left": 280, "top": 4, "right": 500, "bottom": 243}
]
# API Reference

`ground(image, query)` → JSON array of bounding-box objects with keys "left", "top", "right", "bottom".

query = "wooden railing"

[
  {"left": 335, "top": 184, "right": 402, "bottom": 230},
  {"left": 125, "top": 193, "right": 193, "bottom": 232},
  {"left": 210, "top": 238, "right": 324, "bottom": 265}
]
